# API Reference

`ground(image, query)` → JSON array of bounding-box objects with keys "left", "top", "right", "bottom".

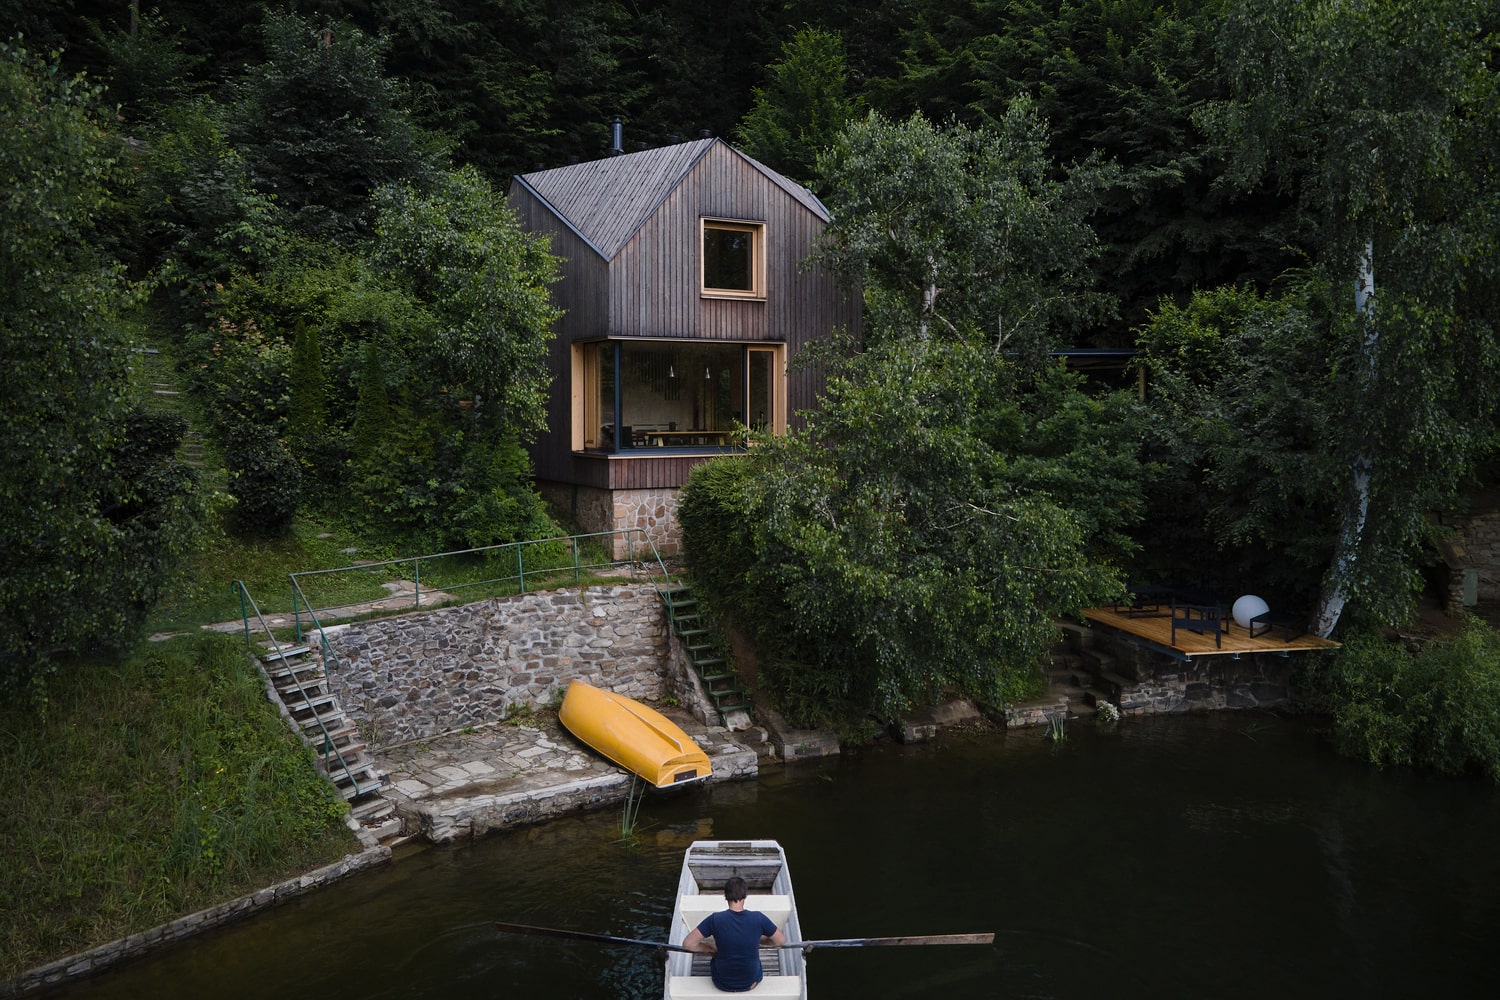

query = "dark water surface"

[{"left": 55, "top": 713, "right": 1500, "bottom": 998}]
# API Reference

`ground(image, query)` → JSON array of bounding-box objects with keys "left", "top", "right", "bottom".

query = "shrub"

[
  {"left": 1318, "top": 621, "right": 1500, "bottom": 782},
  {"left": 225, "top": 426, "right": 302, "bottom": 536}
]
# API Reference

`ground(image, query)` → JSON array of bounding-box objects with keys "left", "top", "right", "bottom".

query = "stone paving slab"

[{"left": 371, "top": 710, "right": 759, "bottom": 843}]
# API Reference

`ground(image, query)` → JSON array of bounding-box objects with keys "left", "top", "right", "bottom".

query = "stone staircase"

[
  {"left": 133, "top": 347, "right": 209, "bottom": 470},
  {"left": 1051, "top": 621, "right": 1137, "bottom": 714},
  {"left": 258, "top": 644, "right": 404, "bottom": 846},
  {"left": 1004, "top": 621, "right": 1135, "bottom": 727},
  {"left": 657, "top": 582, "right": 750, "bottom": 723}
]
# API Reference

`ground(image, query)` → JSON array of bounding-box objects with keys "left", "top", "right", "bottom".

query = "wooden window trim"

[{"left": 701, "top": 218, "right": 766, "bottom": 301}]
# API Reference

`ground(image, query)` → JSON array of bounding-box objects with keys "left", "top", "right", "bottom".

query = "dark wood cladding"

[
  {"left": 607, "top": 145, "right": 850, "bottom": 345},
  {"left": 509, "top": 139, "right": 860, "bottom": 487},
  {"left": 563, "top": 452, "right": 727, "bottom": 491}
]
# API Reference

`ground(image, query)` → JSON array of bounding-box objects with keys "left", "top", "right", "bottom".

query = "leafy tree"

[
  {"left": 1, "top": 41, "right": 200, "bottom": 692},
  {"left": 883, "top": 0, "right": 1297, "bottom": 339},
  {"left": 224, "top": 424, "right": 302, "bottom": 536},
  {"left": 1135, "top": 283, "right": 1344, "bottom": 602},
  {"left": 1315, "top": 622, "right": 1500, "bottom": 783},
  {"left": 132, "top": 96, "right": 283, "bottom": 305},
  {"left": 735, "top": 26, "right": 860, "bottom": 187},
  {"left": 683, "top": 337, "right": 1131, "bottom": 727},
  {"left": 343, "top": 166, "right": 562, "bottom": 547},
  {"left": 369, "top": 166, "right": 561, "bottom": 438},
  {"left": 1206, "top": 0, "right": 1500, "bottom": 632},
  {"left": 813, "top": 106, "right": 1113, "bottom": 362}
]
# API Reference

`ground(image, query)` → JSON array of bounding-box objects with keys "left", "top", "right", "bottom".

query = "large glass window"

[
  {"left": 702, "top": 219, "right": 764, "bottom": 298},
  {"left": 579, "top": 341, "right": 781, "bottom": 452}
]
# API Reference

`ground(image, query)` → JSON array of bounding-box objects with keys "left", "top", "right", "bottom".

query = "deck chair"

[{"left": 1170, "top": 601, "right": 1227, "bottom": 648}]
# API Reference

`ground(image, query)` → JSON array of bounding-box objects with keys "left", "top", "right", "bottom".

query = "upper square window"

[{"left": 702, "top": 219, "right": 765, "bottom": 299}]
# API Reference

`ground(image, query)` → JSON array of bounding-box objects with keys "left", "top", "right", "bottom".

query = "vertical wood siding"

[
  {"left": 507, "top": 186, "right": 608, "bottom": 483},
  {"left": 512, "top": 141, "right": 860, "bottom": 489},
  {"left": 559, "top": 454, "right": 721, "bottom": 491}
]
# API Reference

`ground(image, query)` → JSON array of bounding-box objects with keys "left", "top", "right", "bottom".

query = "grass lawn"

[{"left": 0, "top": 634, "right": 359, "bottom": 980}]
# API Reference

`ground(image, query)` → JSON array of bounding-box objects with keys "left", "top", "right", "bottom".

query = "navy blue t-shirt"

[{"left": 696, "top": 908, "right": 778, "bottom": 991}]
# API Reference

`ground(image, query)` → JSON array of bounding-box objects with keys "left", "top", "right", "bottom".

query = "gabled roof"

[{"left": 512, "top": 138, "right": 831, "bottom": 261}]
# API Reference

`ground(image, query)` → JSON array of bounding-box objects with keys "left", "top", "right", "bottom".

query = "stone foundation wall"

[
  {"left": 322, "top": 585, "right": 672, "bottom": 746},
  {"left": 1104, "top": 638, "right": 1295, "bottom": 713},
  {"left": 538, "top": 482, "right": 615, "bottom": 540},
  {"left": 537, "top": 481, "right": 684, "bottom": 558},
  {"left": 612, "top": 488, "right": 683, "bottom": 556},
  {"left": 1437, "top": 507, "right": 1500, "bottom": 612}
]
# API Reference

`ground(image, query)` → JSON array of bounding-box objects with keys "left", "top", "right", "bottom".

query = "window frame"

[
  {"left": 573, "top": 339, "right": 785, "bottom": 454},
  {"left": 700, "top": 218, "right": 766, "bottom": 300}
]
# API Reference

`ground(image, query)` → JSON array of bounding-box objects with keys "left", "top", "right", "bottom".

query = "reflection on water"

[{"left": 53, "top": 714, "right": 1500, "bottom": 998}]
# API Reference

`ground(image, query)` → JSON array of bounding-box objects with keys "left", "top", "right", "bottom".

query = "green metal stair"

[{"left": 658, "top": 583, "right": 750, "bottom": 723}]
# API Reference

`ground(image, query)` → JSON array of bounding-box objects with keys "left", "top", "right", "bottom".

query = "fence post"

[
  {"left": 572, "top": 536, "right": 580, "bottom": 583},
  {"left": 517, "top": 542, "right": 525, "bottom": 593},
  {"left": 414, "top": 558, "right": 421, "bottom": 608},
  {"left": 290, "top": 579, "right": 303, "bottom": 644}
]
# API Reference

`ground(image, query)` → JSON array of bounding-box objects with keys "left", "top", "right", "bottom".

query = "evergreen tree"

[
  {"left": 288, "top": 320, "right": 328, "bottom": 445},
  {"left": 226, "top": 8, "right": 447, "bottom": 240},
  {"left": 735, "top": 26, "right": 859, "bottom": 187},
  {"left": 352, "top": 340, "right": 393, "bottom": 464}
]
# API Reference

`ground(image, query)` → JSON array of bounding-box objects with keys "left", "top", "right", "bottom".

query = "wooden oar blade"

[
  {"left": 494, "top": 920, "right": 692, "bottom": 954},
  {"left": 791, "top": 932, "right": 994, "bottom": 949}
]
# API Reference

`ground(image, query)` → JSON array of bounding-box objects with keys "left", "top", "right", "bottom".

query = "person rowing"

[{"left": 680, "top": 876, "right": 788, "bottom": 992}]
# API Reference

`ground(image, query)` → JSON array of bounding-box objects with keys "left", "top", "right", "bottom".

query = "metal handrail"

[
  {"left": 230, "top": 581, "right": 372, "bottom": 798},
  {"left": 287, "top": 528, "right": 673, "bottom": 642}
]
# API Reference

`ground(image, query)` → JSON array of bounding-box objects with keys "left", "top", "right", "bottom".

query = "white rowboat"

[{"left": 664, "top": 840, "right": 807, "bottom": 999}]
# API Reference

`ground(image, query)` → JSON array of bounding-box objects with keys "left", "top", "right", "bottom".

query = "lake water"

[{"left": 52, "top": 713, "right": 1500, "bottom": 998}]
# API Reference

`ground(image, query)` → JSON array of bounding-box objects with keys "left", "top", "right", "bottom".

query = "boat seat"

[
  {"left": 667, "top": 975, "right": 802, "bottom": 998},
  {"left": 678, "top": 894, "right": 793, "bottom": 930}
]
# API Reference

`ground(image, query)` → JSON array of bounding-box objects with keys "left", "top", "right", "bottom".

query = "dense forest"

[{"left": 4, "top": 2, "right": 1500, "bottom": 768}]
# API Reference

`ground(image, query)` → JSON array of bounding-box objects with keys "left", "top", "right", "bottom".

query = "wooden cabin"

[{"left": 507, "top": 136, "right": 860, "bottom": 555}]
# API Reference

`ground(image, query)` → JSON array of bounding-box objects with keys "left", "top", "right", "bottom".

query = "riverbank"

[
  {"left": 1, "top": 695, "right": 778, "bottom": 997},
  {"left": 0, "top": 636, "right": 361, "bottom": 996},
  {"left": 370, "top": 709, "right": 761, "bottom": 844}
]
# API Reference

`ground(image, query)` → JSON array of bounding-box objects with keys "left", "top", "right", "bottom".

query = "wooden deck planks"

[{"left": 1080, "top": 606, "right": 1341, "bottom": 657}]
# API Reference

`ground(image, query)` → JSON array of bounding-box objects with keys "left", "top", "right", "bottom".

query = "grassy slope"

[
  {"left": 1, "top": 568, "right": 367, "bottom": 979},
  {"left": 2, "top": 500, "right": 637, "bottom": 980}
]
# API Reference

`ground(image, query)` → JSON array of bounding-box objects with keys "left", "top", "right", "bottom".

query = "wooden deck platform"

[{"left": 1079, "top": 605, "right": 1341, "bottom": 658}]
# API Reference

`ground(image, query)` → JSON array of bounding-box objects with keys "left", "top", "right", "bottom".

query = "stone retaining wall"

[
  {"left": 322, "top": 585, "right": 679, "bottom": 746},
  {"left": 2, "top": 848, "right": 390, "bottom": 998},
  {"left": 1103, "top": 639, "right": 1296, "bottom": 713}
]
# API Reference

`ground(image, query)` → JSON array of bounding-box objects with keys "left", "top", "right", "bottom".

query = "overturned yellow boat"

[{"left": 558, "top": 681, "right": 712, "bottom": 788}]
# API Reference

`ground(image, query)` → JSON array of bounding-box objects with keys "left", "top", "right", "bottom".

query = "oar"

[
  {"left": 495, "top": 921, "right": 693, "bottom": 954},
  {"left": 790, "top": 932, "right": 994, "bottom": 950},
  {"left": 496, "top": 921, "right": 994, "bottom": 954}
]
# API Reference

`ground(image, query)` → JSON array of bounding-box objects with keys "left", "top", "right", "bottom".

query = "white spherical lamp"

[{"left": 1232, "top": 594, "right": 1270, "bottom": 629}]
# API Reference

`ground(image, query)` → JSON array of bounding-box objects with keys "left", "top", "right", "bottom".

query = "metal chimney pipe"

[{"left": 609, "top": 117, "right": 624, "bottom": 156}]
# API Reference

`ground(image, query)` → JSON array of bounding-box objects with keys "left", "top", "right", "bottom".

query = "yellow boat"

[{"left": 558, "top": 681, "right": 712, "bottom": 788}]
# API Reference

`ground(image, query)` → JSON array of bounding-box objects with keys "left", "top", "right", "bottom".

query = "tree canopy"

[
  {"left": 10, "top": 0, "right": 1500, "bottom": 709},
  {"left": 1, "top": 41, "right": 201, "bottom": 691}
]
